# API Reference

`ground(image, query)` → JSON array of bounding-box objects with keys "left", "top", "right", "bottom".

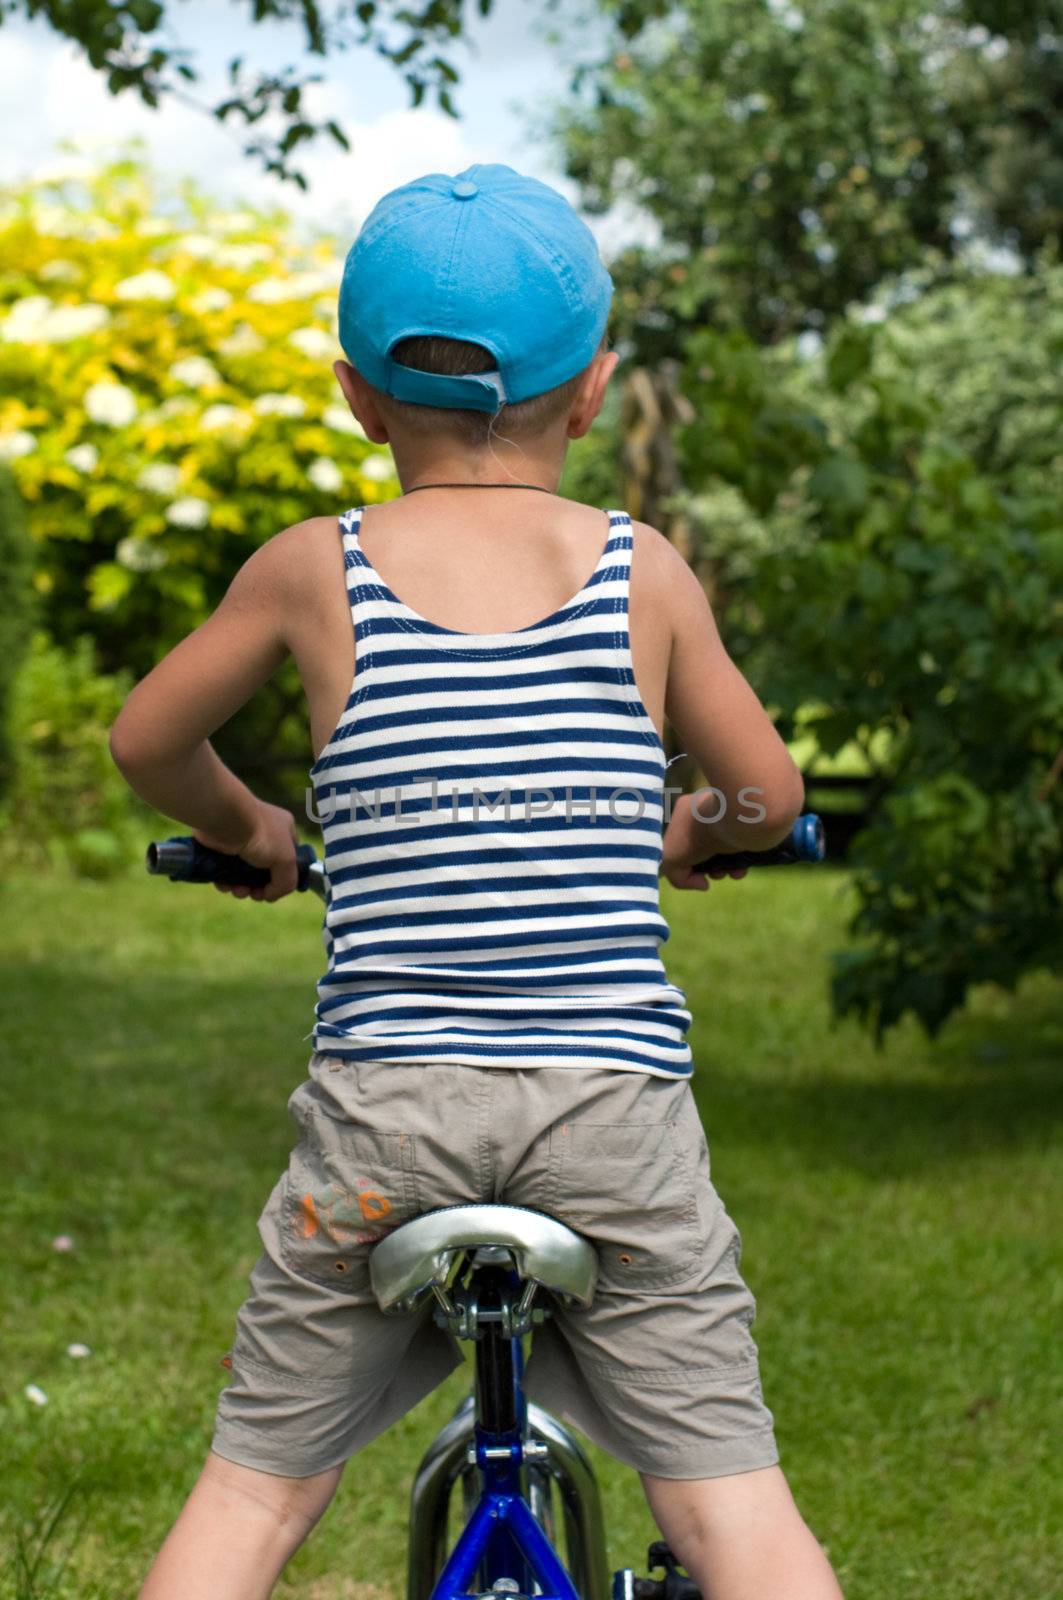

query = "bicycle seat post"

[
  {"left": 465, "top": 1252, "right": 535, "bottom": 1596},
  {"left": 370, "top": 1203, "right": 609, "bottom": 1600}
]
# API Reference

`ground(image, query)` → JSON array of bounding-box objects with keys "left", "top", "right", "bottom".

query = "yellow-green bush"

[
  {"left": 0, "top": 142, "right": 393, "bottom": 813},
  {"left": 0, "top": 461, "right": 36, "bottom": 798},
  {"left": 0, "top": 631, "right": 158, "bottom": 878}
]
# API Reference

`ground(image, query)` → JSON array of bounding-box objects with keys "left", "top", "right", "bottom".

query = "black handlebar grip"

[
  {"left": 146, "top": 836, "right": 318, "bottom": 892},
  {"left": 692, "top": 812, "right": 826, "bottom": 874}
]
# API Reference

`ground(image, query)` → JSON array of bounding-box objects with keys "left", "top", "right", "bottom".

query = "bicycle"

[{"left": 147, "top": 814, "right": 826, "bottom": 1600}]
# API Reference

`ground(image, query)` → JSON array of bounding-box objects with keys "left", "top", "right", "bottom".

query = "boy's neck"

[{"left": 389, "top": 434, "right": 568, "bottom": 495}]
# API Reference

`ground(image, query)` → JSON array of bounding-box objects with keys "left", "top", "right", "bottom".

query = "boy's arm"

[
  {"left": 108, "top": 525, "right": 307, "bottom": 900},
  {"left": 648, "top": 527, "right": 805, "bottom": 884}
]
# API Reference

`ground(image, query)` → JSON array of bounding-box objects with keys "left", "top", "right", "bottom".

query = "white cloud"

[
  {"left": 0, "top": 25, "right": 479, "bottom": 248},
  {"left": 1, "top": 9, "right": 657, "bottom": 260}
]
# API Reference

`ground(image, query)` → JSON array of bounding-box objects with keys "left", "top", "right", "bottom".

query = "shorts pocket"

[
  {"left": 549, "top": 1117, "right": 702, "bottom": 1290},
  {"left": 276, "top": 1080, "right": 420, "bottom": 1291}
]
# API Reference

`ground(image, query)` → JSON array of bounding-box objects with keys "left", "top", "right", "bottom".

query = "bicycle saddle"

[{"left": 370, "top": 1202, "right": 598, "bottom": 1315}]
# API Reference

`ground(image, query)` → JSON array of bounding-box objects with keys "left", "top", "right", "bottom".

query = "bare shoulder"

[
  {"left": 226, "top": 515, "right": 340, "bottom": 605},
  {"left": 260, "top": 514, "right": 340, "bottom": 571},
  {"left": 629, "top": 517, "right": 706, "bottom": 621}
]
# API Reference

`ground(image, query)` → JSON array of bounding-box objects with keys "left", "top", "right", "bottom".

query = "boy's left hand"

[
  {"left": 195, "top": 800, "right": 300, "bottom": 903},
  {"left": 662, "top": 860, "right": 750, "bottom": 892}
]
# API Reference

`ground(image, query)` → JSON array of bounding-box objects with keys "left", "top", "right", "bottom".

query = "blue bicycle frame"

[{"left": 429, "top": 1265, "right": 580, "bottom": 1600}]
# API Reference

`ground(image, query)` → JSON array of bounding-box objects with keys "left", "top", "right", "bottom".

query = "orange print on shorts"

[
  {"left": 357, "top": 1190, "right": 391, "bottom": 1222},
  {"left": 297, "top": 1193, "right": 321, "bottom": 1238}
]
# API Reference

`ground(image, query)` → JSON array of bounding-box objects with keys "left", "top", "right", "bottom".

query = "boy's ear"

[
  {"left": 333, "top": 360, "right": 391, "bottom": 445},
  {"left": 566, "top": 348, "right": 620, "bottom": 440}
]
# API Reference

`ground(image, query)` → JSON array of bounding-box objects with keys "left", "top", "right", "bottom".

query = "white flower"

[
  {"left": 66, "top": 1343, "right": 92, "bottom": 1359},
  {"left": 217, "top": 323, "right": 264, "bottom": 356},
  {"left": 168, "top": 233, "right": 220, "bottom": 261},
  {"left": 165, "top": 496, "right": 211, "bottom": 528},
  {"left": 51, "top": 1234, "right": 74, "bottom": 1252},
  {"left": 53, "top": 304, "right": 111, "bottom": 341},
  {"left": 84, "top": 380, "right": 138, "bottom": 427},
  {"left": 0, "top": 430, "right": 37, "bottom": 460},
  {"left": 189, "top": 287, "right": 232, "bottom": 314},
  {"left": 3, "top": 297, "right": 110, "bottom": 343},
  {"left": 215, "top": 241, "right": 273, "bottom": 270},
  {"left": 65, "top": 443, "right": 99, "bottom": 473},
  {"left": 200, "top": 404, "right": 252, "bottom": 433},
  {"left": 31, "top": 201, "right": 73, "bottom": 233},
  {"left": 361, "top": 453, "right": 395, "bottom": 483},
  {"left": 136, "top": 462, "right": 181, "bottom": 495},
  {"left": 247, "top": 270, "right": 334, "bottom": 303},
  {"left": 169, "top": 356, "right": 221, "bottom": 389},
  {"left": 24, "top": 1384, "right": 48, "bottom": 1407},
  {"left": 117, "top": 535, "right": 168, "bottom": 572},
  {"left": 307, "top": 457, "right": 343, "bottom": 493},
  {"left": 252, "top": 393, "right": 306, "bottom": 417},
  {"left": 323, "top": 404, "right": 365, "bottom": 438},
  {"left": 154, "top": 397, "right": 195, "bottom": 419},
  {"left": 114, "top": 269, "right": 175, "bottom": 301},
  {"left": 76, "top": 217, "right": 120, "bottom": 242},
  {"left": 8, "top": 292, "right": 56, "bottom": 329},
  {"left": 288, "top": 325, "right": 336, "bottom": 360},
  {"left": 211, "top": 211, "right": 259, "bottom": 234},
  {"left": 2, "top": 295, "right": 54, "bottom": 338},
  {"left": 39, "top": 258, "right": 80, "bottom": 281}
]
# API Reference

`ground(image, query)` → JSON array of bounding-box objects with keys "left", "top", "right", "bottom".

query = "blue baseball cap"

[{"left": 337, "top": 163, "right": 613, "bottom": 414}]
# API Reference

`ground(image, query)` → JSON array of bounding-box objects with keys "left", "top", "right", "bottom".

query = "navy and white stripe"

[{"left": 308, "top": 505, "right": 693, "bottom": 1078}]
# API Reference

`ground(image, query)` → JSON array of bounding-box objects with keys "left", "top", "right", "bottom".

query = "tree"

[
  {"left": 0, "top": 0, "right": 500, "bottom": 190},
  {"left": 676, "top": 273, "right": 1063, "bottom": 1043},
  {"left": 954, "top": 0, "right": 1063, "bottom": 259},
  {"left": 554, "top": 0, "right": 1063, "bottom": 359},
  {"left": 548, "top": 0, "right": 1063, "bottom": 1041}
]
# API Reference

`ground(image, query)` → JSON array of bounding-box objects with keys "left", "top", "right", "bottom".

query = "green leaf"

[
  {"left": 87, "top": 563, "right": 134, "bottom": 611},
  {"left": 807, "top": 454, "right": 870, "bottom": 513},
  {"left": 826, "top": 325, "right": 875, "bottom": 394}
]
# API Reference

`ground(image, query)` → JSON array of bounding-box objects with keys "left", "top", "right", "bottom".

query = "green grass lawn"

[{"left": 0, "top": 864, "right": 1059, "bottom": 1599}]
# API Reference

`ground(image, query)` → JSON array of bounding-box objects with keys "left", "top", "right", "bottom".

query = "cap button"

[{"left": 451, "top": 180, "right": 478, "bottom": 200}]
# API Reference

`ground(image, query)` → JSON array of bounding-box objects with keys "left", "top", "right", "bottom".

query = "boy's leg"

[
  {"left": 138, "top": 1449, "right": 344, "bottom": 1600},
  {"left": 641, "top": 1465, "right": 844, "bottom": 1600}
]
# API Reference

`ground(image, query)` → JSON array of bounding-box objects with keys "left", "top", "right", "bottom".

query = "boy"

[{"left": 110, "top": 163, "right": 845, "bottom": 1600}]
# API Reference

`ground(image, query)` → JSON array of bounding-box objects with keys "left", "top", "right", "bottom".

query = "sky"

[{"left": 0, "top": 0, "right": 647, "bottom": 254}]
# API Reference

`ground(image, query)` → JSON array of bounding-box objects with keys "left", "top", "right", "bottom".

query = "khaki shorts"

[{"left": 211, "top": 1053, "right": 779, "bottom": 1481}]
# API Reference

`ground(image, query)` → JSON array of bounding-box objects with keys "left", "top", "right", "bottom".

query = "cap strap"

[{"left": 385, "top": 365, "right": 507, "bottom": 414}]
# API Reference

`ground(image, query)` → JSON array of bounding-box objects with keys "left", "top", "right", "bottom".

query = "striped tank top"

[{"left": 307, "top": 504, "right": 694, "bottom": 1079}]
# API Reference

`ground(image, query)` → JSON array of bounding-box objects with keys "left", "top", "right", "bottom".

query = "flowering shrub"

[{"left": 0, "top": 144, "right": 394, "bottom": 809}]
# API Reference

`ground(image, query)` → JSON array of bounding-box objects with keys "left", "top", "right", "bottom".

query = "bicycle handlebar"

[
  {"left": 693, "top": 812, "right": 826, "bottom": 873},
  {"left": 145, "top": 813, "right": 825, "bottom": 903},
  {"left": 145, "top": 836, "right": 320, "bottom": 893}
]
